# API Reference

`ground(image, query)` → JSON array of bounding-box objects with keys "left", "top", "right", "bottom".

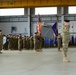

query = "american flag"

[{"left": 37, "top": 14, "right": 42, "bottom": 35}]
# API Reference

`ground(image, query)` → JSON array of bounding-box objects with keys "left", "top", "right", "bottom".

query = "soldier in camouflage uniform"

[
  {"left": 18, "top": 34, "right": 22, "bottom": 51},
  {"left": 34, "top": 32, "right": 39, "bottom": 51},
  {"left": 24, "top": 36, "right": 27, "bottom": 49},
  {"left": 61, "top": 20, "right": 70, "bottom": 62},
  {"left": 39, "top": 34, "right": 43, "bottom": 51},
  {"left": 57, "top": 34, "right": 62, "bottom": 52},
  {"left": 30, "top": 36, "right": 34, "bottom": 50},
  {"left": 0, "top": 30, "right": 3, "bottom": 54},
  {"left": 26, "top": 36, "right": 30, "bottom": 50},
  {"left": 23, "top": 36, "right": 25, "bottom": 49},
  {"left": 34, "top": 32, "right": 42, "bottom": 52},
  {"left": 8, "top": 34, "right": 12, "bottom": 50}
]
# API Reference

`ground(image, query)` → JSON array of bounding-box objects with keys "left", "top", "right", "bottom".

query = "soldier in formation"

[
  {"left": 61, "top": 20, "right": 70, "bottom": 62},
  {"left": 30, "top": 36, "right": 34, "bottom": 50},
  {"left": 57, "top": 34, "right": 62, "bottom": 52},
  {"left": 1, "top": 32, "right": 44, "bottom": 51},
  {"left": 0, "top": 30, "right": 3, "bottom": 54},
  {"left": 34, "top": 32, "right": 43, "bottom": 52},
  {"left": 18, "top": 34, "right": 23, "bottom": 51}
]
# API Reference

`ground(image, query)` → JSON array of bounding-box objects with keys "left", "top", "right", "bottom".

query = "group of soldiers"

[{"left": 0, "top": 32, "right": 44, "bottom": 52}]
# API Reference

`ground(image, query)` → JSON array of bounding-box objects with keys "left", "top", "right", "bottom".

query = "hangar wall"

[
  {"left": 31, "top": 15, "right": 76, "bottom": 35},
  {"left": 0, "top": 7, "right": 76, "bottom": 36},
  {"left": 0, "top": 16, "right": 29, "bottom": 35}
]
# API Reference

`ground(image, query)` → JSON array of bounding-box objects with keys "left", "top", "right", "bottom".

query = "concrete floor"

[{"left": 0, "top": 48, "right": 76, "bottom": 75}]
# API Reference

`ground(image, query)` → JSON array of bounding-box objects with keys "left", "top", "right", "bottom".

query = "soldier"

[
  {"left": 34, "top": 32, "right": 40, "bottom": 51},
  {"left": 6, "top": 35, "right": 9, "bottom": 50},
  {"left": 3, "top": 35, "right": 6, "bottom": 50},
  {"left": 18, "top": 34, "right": 22, "bottom": 51},
  {"left": 24, "top": 36, "right": 27, "bottom": 49},
  {"left": 34, "top": 32, "right": 43, "bottom": 52},
  {"left": 34, "top": 32, "right": 38, "bottom": 51},
  {"left": 57, "top": 34, "right": 62, "bottom": 52},
  {"left": 61, "top": 20, "right": 70, "bottom": 62},
  {"left": 22, "top": 36, "right": 25, "bottom": 49},
  {"left": 15, "top": 36, "right": 18, "bottom": 50},
  {"left": 39, "top": 34, "right": 43, "bottom": 51},
  {"left": 26, "top": 36, "right": 30, "bottom": 50},
  {"left": 8, "top": 34, "right": 12, "bottom": 50},
  {"left": 0, "top": 30, "right": 3, "bottom": 54},
  {"left": 30, "top": 36, "right": 34, "bottom": 50}
]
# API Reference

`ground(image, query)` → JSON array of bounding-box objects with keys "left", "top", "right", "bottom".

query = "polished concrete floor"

[{"left": 0, "top": 48, "right": 76, "bottom": 75}]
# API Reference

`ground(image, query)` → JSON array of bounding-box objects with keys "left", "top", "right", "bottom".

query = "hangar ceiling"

[{"left": 0, "top": 0, "right": 76, "bottom": 8}]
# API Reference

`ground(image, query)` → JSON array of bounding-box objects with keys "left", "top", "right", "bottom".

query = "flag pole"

[{"left": 44, "top": 28, "right": 52, "bottom": 37}]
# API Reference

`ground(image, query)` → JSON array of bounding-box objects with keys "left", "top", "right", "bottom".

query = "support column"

[
  {"left": 61, "top": 7, "right": 64, "bottom": 27},
  {"left": 28, "top": 8, "right": 31, "bottom": 36},
  {"left": 24, "top": 8, "right": 28, "bottom": 15},
  {"left": 30, "top": 8, "right": 35, "bottom": 15},
  {"left": 30, "top": 8, "right": 35, "bottom": 36},
  {"left": 57, "top": 7, "right": 68, "bottom": 33},
  {"left": 57, "top": 7, "right": 61, "bottom": 15},
  {"left": 61, "top": 6, "right": 68, "bottom": 26},
  {"left": 64, "top": 6, "right": 68, "bottom": 15}
]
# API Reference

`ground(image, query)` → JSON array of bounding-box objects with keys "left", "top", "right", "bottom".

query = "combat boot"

[
  {"left": 58, "top": 49, "right": 61, "bottom": 52},
  {"left": 63, "top": 57, "right": 70, "bottom": 62},
  {"left": 0, "top": 51, "right": 2, "bottom": 54}
]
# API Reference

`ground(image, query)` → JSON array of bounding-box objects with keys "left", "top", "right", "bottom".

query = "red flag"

[{"left": 37, "top": 14, "right": 42, "bottom": 35}]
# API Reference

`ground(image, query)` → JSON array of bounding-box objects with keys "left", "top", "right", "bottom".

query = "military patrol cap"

[
  {"left": 64, "top": 20, "right": 70, "bottom": 26},
  {"left": 64, "top": 20, "right": 70, "bottom": 22}
]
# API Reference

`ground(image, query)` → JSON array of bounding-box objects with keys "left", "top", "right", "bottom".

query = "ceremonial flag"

[
  {"left": 52, "top": 22, "right": 58, "bottom": 37},
  {"left": 75, "top": 36, "right": 76, "bottom": 44},
  {"left": 71, "top": 35, "right": 74, "bottom": 44},
  {"left": 37, "top": 14, "right": 42, "bottom": 35}
]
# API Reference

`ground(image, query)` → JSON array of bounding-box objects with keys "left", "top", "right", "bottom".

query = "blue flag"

[
  {"left": 54, "top": 37, "right": 58, "bottom": 45},
  {"left": 74, "top": 36, "right": 76, "bottom": 44},
  {"left": 52, "top": 22, "right": 58, "bottom": 37},
  {"left": 71, "top": 35, "right": 74, "bottom": 44}
]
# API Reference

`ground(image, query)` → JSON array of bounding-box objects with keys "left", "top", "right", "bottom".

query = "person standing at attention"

[{"left": 61, "top": 20, "right": 70, "bottom": 62}]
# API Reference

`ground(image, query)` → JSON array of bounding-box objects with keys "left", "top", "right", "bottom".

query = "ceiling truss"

[{"left": 0, "top": 0, "right": 76, "bottom": 8}]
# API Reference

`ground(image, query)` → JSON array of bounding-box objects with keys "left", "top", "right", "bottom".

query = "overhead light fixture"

[{"left": 9, "top": 2, "right": 13, "bottom": 5}]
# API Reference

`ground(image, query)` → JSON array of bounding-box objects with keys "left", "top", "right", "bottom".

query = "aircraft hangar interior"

[{"left": 0, "top": 0, "right": 76, "bottom": 75}]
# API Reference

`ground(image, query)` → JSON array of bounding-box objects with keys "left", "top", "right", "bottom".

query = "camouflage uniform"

[
  {"left": 6, "top": 35, "right": 9, "bottom": 50},
  {"left": 34, "top": 33, "right": 43, "bottom": 52},
  {"left": 61, "top": 22, "right": 70, "bottom": 62},
  {"left": 23, "top": 37, "right": 25, "bottom": 49},
  {"left": 39, "top": 35, "right": 43, "bottom": 51},
  {"left": 34, "top": 33, "right": 40, "bottom": 51},
  {"left": 0, "top": 31, "right": 3, "bottom": 53},
  {"left": 26, "top": 36, "right": 30, "bottom": 50},
  {"left": 18, "top": 35, "right": 22, "bottom": 51},
  {"left": 15, "top": 36, "right": 18, "bottom": 50},
  {"left": 13, "top": 36, "right": 18, "bottom": 50},
  {"left": 57, "top": 34, "right": 62, "bottom": 51},
  {"left": 30, "top": 36, "right": 34, "bottom": 50},
  {"left": 8, "top": 35, "right": 13, "bottom": 50}
]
